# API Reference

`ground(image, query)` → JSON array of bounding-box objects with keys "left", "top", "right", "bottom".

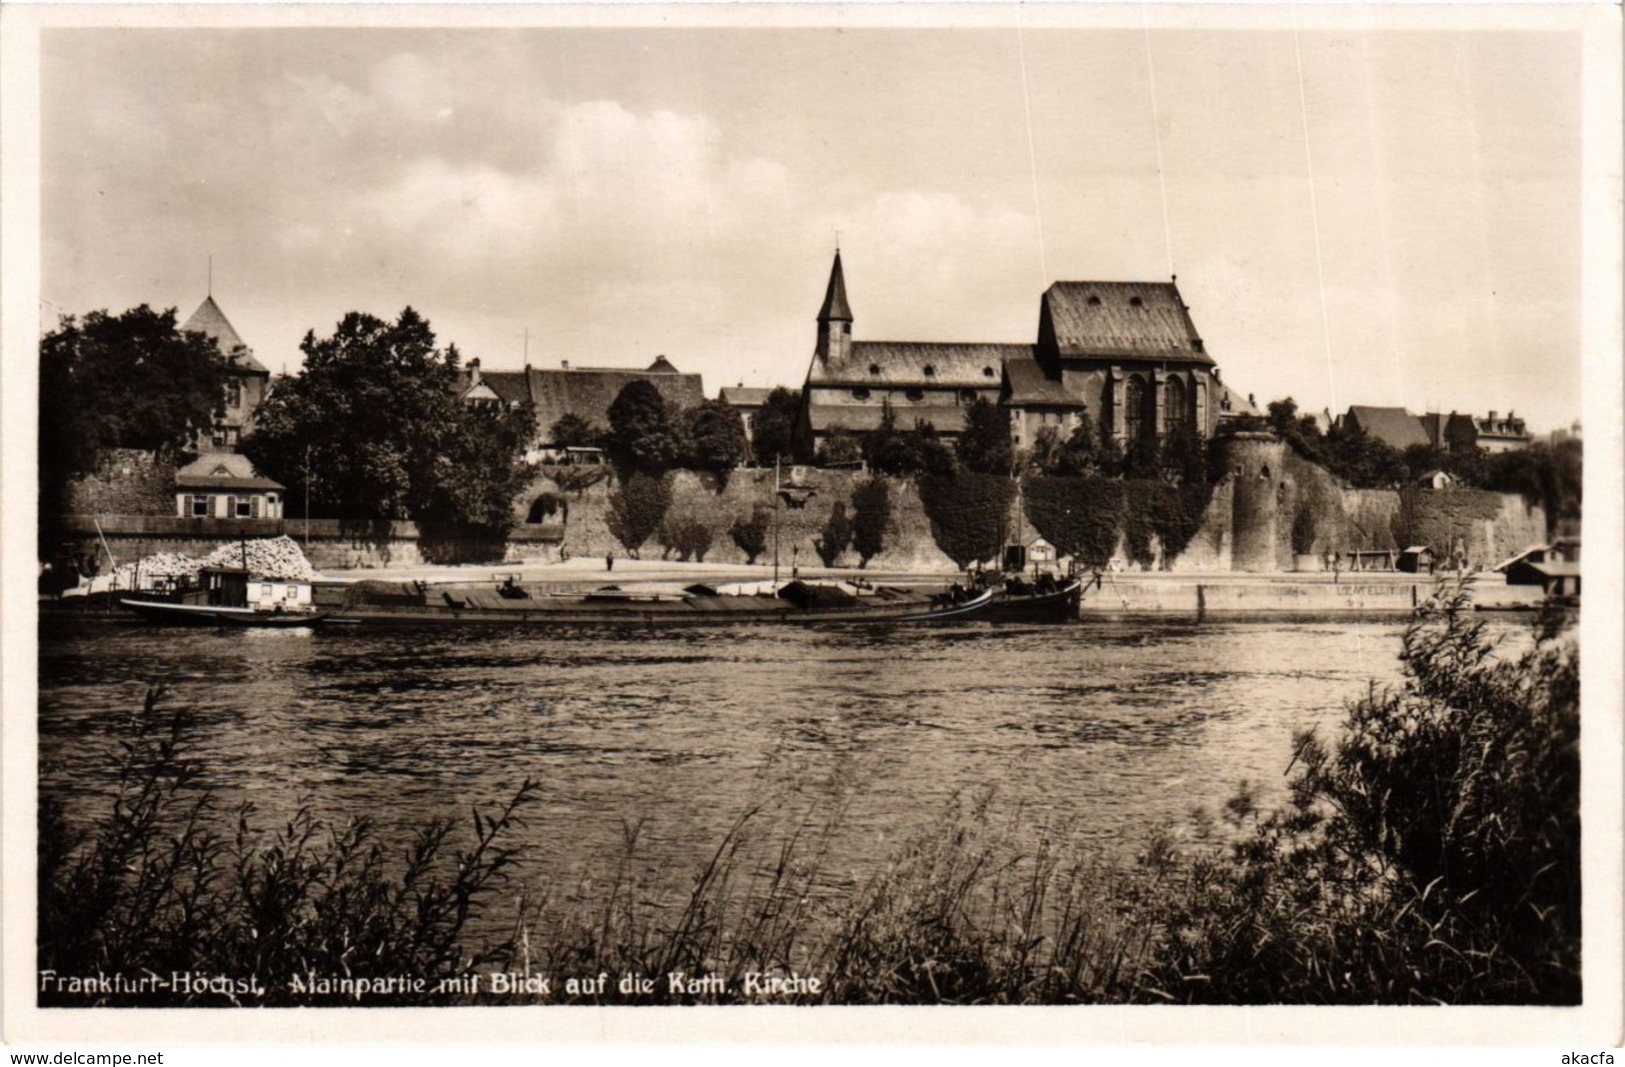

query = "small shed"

[
  {"left": 1396, "top": 545, "right": 1435, "bottom": 573},
  {"left": 1419, "top": 470, "right": 1456, "bottom": 490},
  {"left": 1504, "top": 560, "right": 1581, "bottom": 596},
  {"left": 1026, "top": 537, "right": 1057, "bottom": 565}
]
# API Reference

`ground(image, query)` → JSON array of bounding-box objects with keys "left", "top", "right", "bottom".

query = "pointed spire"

[{"left": 817, "top": 249, "right": 852, "bottom": 323}]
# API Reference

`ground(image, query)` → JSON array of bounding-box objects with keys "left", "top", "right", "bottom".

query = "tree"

[
  {"left": 1025, "top": 476, "right": 1124, "bottom": 568},
  {"left": 818, "top": 428, "right": 863, "bottom": 467},
  {"left": 1051, "top": 414, "right": 1105, "bottom": 477},
  {"left": 607, "top": 380, "right": 684, "bottom": 473},
  {"left": 850, "top": 478, "right": 892, "bottom": 568},
  {"left": 864, "top": 400, "right": 957, "bottom": 476},
  {"left": 1483, "top": 440, "right": 1582, "bottom": 535},
  {"left": 955, "top": 398, "right": 1014, "bottom": 475},
  {"left": 1322, "top": 422, "right": 1407, "bottom": 489},
  {"left": 243, "top": 308, "right": 532, "bottom": 542},
  {"left": 549, "top": 413, "right": 604, "bottom": 449},
  {"left": 605, "top": 472, "right": 671, "bottom": 558},
  {"left": 751, "top": 387, "right": 802, "bottom": 466},
  {"left": 39, "top": 306, "right": 229, "bottom": 546},
  {"left": 918, "top": 472, "right": 1015, "bottom": 569},
  {"left": 814, "top": 501, "right": 853, "bottom": 567},
  {"left": 729, "top": 507, "right": 771, "bottom": 564},
  {"left": 683, "top": 398, "right": 749, "bottom": 474}
]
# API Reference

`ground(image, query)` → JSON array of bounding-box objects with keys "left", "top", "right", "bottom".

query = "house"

[
  {"left": 1419, "top": 469, "right": 1457, "bottom": 490},
  {"left": 1422, "top": 409, "right": 1531, "bottom": 453},
  {"left": 182, "top": 295, "right": 270, "bottom": 452},
  {"left": 1342, "top": 405, "right": 1430, "bottom": 451},
  {"left": 718, "top": 386, "right": 773, "bottom": 449},
  {"left": 174, "top": 452, "right": 284, "bottom": 519},
  {"left": 456, "top": 356, "right": 705, "bottom": 445},
  {"left": 795, "top": 251, "right": 1225, "bottom": 456}
]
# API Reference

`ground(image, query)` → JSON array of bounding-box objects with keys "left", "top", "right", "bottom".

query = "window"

[
  {"left": 905, "top": 389, "right": 925, "bottom": 403},
  {"left": 226, "top": 379, "right": 243, "bottom": 408},
  {"left": 1087, "top": 295, "right": 1101, "bottom": 307},
  {"left": 1129, "top": 296, "right": 1144, "bottom": 308},
  {"left": 1165, "top": 377, "right": 1187, "bottom": 434},
  {"left": 868, "top": 364, "right": 881, "bottom": 376},
  {"left": 261, "top": 584, "right": 273, "bottom": 600},
  {"left": 922, "top": 364, "right": 936, "bottom": 378},
  {"left": 211, "top": 427, "right": 229, "bottom": 449},
  {"left": 982, "top": 366, "right": 995, "bottom": 378},
  {"left": 235, "top": 496, "right": 255, "bottom": 518},
  {"left": 960, "top": 389, "right": 977, "bottom": 403},
  {"left": 1124, "top": 376, "right": 1146, "bottom": 442},
  {"left": 191, "top": 495, "right": 209, "bottom": 518},
  {"left": 851, "top": 387, "right": 870, "bottom": 401}
]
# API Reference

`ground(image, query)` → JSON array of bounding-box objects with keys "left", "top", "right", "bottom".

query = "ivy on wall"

[{"left": 918, "top": 473, "right": 1016, "bottom": 569}]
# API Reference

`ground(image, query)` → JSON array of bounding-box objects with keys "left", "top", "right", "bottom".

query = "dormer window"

[
  {"left": 922, "top": 364, "right": 936, "bottom": 378},
  {"left": 868, "top": 364, "right": 881, "bottom": 376},
  {"left": 1129, "top": 296, "right": 1144, "bottom": 308},
  {"left": 1087, "top": 295, "right": 1101, "bottom": 307},
  {"left": 983, "top": 366, "right": 995, "bottom": 378}
]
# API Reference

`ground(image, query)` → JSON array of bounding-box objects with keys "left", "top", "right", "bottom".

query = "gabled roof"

[
  {"left": 719, "top": 386, "right": 772, "bottom": 407},
  {"left": 1346, "top": 405, "right": 1429, "bottom": 450},
  {"left": 1002, "top": 354, "right": 1088, "bottom": 407},
  {"left": 527, "top": 366, "right": 705, "bottom": 440},
  {"left": 182, "top": 296, "right": 269, "bottom": 375},
  {"left": 174, "top": 451, "right": 283, "bottom": 491},
  {"left": 818, "top": 251, "right": 852, "bottom": 323},
  {"left": 473, "top": 370, "right": 534, "bottom": 406},
  {"left": 809, "top": 341, "right": 1029, "bottom": 388},
  {"left": 646, "top": 355, "right": 680, "bottom": 374},
  {"left": 1041, "top": 281, "right": 1212, "bottom": 365}
]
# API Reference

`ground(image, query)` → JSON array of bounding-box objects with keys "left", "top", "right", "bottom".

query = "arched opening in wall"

[
  {"left": 1125, "top": 376, "right": 1146, "bottom": 443},
  {"left": 1259, "top": 465, "right": 1271, "bottom": 481},
  {"left": 1165, "top": 377, "right": 1187, "bottom": 435},
  {"left": 527, "top": 493, "right": 563, "bottom": 524}
]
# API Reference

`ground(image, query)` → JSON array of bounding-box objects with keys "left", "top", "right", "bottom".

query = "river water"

[{"left": 37, "top": 616, "right": 1466, "bottom": 941}]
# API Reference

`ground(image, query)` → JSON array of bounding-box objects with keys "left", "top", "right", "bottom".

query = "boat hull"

[
  {"left": 321, "top": 588, "right": 994, "bottom": 628},
  {"left": 120, "top": 598, "right": 326, "bottom": 628},
  {"left": 988, "top": 578, "right": 1086, "bottom": 623}
]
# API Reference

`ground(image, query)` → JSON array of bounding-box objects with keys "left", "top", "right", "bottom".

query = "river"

[{"left": 37, "top": 616, "right": 1481, "bottom": 945}]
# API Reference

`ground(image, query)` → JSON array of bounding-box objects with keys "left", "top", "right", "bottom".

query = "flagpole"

[{"left": 772, "top": 457, "right": 781, "bottom": 585}]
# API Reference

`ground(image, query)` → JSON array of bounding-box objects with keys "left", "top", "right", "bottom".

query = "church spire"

[
  {"left": 817, "top": 249, "right": 852, "bottom": 324},
  {"left": 815, "top": 249, "right": 853, "bottom": 366}
]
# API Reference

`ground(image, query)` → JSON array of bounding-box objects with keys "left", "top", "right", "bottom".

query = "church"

[{"left": 795, "top": 251, "right": 1226, "bottom": 458}]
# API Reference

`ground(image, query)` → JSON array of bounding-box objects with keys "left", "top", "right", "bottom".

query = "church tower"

[{"left": 815, "top": 249, "right": 852, "bottom": 366}]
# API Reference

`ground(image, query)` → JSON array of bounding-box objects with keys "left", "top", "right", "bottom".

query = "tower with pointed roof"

[
  {"left": 181, "top": 295, "right": 270, "bottom": 452},
  {"left": 814, "top": 250, "right": 853, "bottom": 368}
]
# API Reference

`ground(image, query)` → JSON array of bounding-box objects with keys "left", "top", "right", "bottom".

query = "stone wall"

[
  {"left": 520, "top": 467, "right": 964, "bottom": 572},
  {"left": 65, "top": 449, "right": 178, "bottom": 516}
]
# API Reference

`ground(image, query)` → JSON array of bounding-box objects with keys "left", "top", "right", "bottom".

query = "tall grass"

[{"left": 39, "top": 589, "right": 1580, "bottom": 1005}]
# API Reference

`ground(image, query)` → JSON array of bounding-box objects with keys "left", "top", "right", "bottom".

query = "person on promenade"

[{"left": 605, "top": 552, "right": 614, "bottom": 573}]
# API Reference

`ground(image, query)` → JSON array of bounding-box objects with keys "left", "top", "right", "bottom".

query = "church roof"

[
  {"left": 807, "top": 402, "right": 970, "bottom": 435},
  {"left": 809, "top": 341, "right": 1029, "bottom": 388},
  {"left": 1042, "top": 281, "right": 1211, "bottom": 365},
  {"left": 1002, "top": 354, "right": 1088, "bottom": 407},
  {"left": 1345, "top": 405, "right": 1429, "bottom": 450},
  {"left": 646, "top": 355, "right": 680, "bottom": 374},
  {"left": 182, "top": 296, "right": 269, "bottom": 375},
  {"left": 817, "top": 251, "right": 852, "bottom": 322}
]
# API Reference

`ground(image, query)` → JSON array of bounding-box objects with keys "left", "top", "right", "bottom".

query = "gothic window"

[
  {"left": 1125, "top": 376, "right": 1147, "bottom": 443},
  {"left": 1165, "top": 377, "right": 1187, "bottom": 435}
]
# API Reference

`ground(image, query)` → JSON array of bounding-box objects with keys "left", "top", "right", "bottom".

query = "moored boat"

[
  {"left": 320, "top": 578, "right": 993, "bottom": 628},
  {"left": 121, "top": 567, "right": 325, "bottom": 627},
  {"left": 988, "top": 574, "right": 1093, "bottom": 623}
]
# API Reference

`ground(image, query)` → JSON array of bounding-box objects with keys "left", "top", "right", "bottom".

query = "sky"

[{"left": 39, "top": 14, "right": 1589, "bottom": 433}]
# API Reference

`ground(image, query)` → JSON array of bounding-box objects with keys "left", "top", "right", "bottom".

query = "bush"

[
  {"left": 1128, "top": 586, "right": 1580, "bottom": 1004},
  {"left": 814, "top": 502, "right": 853, "bottom": 567},
  {"left": 38, "top": 687, "right": 538, "bottom": 1006},
  {"left": 606, "top": 472, "right": 672, "bottom": 559},
  {"left": 729, "top": 506, "right": 770, "bottom": 565},
  {"left": 850, "top": 478, "right": 892, "bottom": 568},
  {"left": 919, "top": 473, "right": 1015, "bottom": 569},
  {"left": 658, "top": 515, "right": 714, "bottom": 562}
]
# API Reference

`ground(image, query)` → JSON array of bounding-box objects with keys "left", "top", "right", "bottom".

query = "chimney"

[
  {"left": 1488, "top": 410, "right": 1498, "bottom": 422},
  {"left": 561, "top": 359, "right": 569, "bottom": 370},
  {"left": 469, "top": 357, "right": 481, "bottom": 386}
]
